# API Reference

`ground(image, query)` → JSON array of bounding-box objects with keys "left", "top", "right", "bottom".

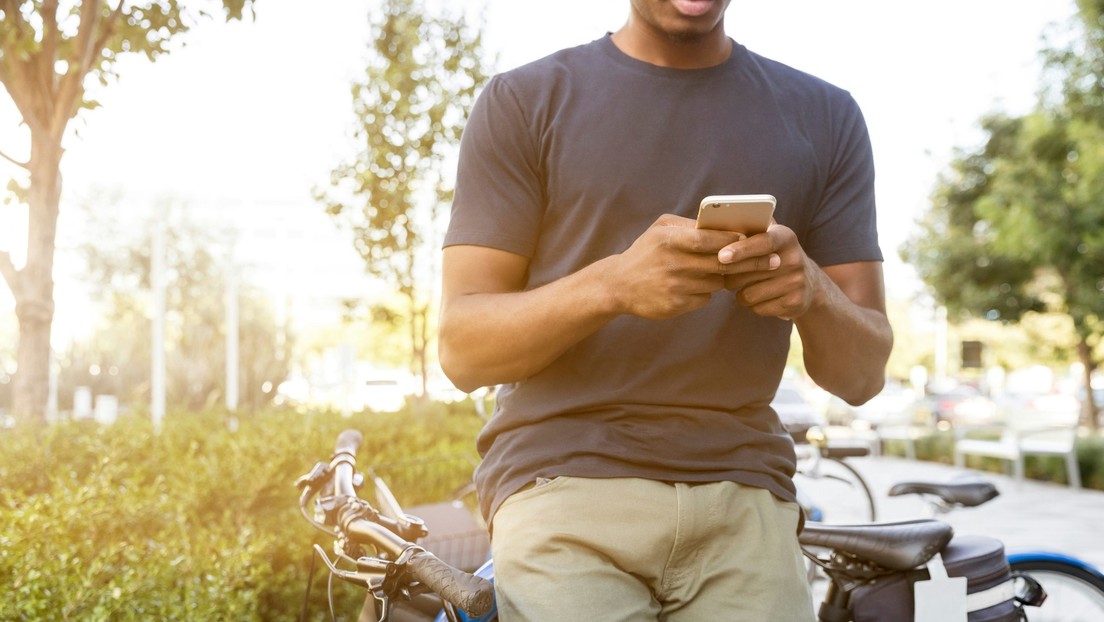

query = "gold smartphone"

[{"left": 695, "top": 194, "right": 776, "bottom": 234}]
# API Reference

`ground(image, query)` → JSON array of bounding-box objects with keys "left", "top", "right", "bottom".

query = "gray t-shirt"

[{"left": 445, "top": 35, "right": 883, "bottom": 523}]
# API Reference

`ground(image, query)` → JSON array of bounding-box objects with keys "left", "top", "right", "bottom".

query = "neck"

[{"left": 610, "top": 17, "right": 731, "bottom": 69}]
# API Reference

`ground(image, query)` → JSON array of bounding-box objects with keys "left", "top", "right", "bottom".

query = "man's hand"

[
  {"left": 715, "top": 222, "right": 892, "bottom": 404},
  {"left": 717, "top": 223, "right": 819, "bottom": 320},
  {"left": 606, "top": 214, "right": 743, "bottom": 320}
]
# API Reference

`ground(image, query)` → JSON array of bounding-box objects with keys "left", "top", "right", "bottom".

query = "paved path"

[{"left": 839, "top": 455, "right": 1104, "bottom": 571}]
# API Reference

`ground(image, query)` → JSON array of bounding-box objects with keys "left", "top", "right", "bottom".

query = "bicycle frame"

[{"left": 794, "top": 429, "right": 877, "bottom": 524}]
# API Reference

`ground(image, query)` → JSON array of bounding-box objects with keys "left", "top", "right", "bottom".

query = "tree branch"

[
  {"left": 0, "top": 0, "right": 26, "bottom": 32},
  {"left": 0, "top": 0, "right": 43, "bottom": 129},
  {"left": 88, "top": 1, "right": 126, "bottom": 68},
  {"left": 0, "top": 148, "right": 29, "bottom": 169},
  {"left": 0, "top": 249, "right": 20, "bottom": 297},
  {"left": 40, "top": 0, "right": 60, "bottom": 119},
  {"left": 51, "top": 0, "right": 98, "bottom": 132},
  {"left": 52, "top": 0, "right": 124, "bottom": 133}
]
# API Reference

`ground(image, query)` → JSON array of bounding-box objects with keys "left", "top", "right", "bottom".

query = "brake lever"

[
  {"left": 311, "top": 544, "right": 374, "bottom": 589},
  {"left": 369, "top": 469, "right": 409, "bottom": 527},
  {"left": 294, "top": 462, "right": 332, "bottom": 493}
]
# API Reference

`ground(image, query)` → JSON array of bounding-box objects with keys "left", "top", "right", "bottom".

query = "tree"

[
  {"left": 0, "top": 312, "right": 14, "bottom": 412},
  {"left": 902, "top": 76, "right": 1104, "bottom": 427},
  {"left": 317, "top": 0, "right": 490, "bottom": 398},
  {"left": 901, "top": 114, "right": 1048, "bottom": 326},
  {"left": 72, "top": 196, "right": 288, "bottom": 411},
  {"left": 0, "top": 0, "right": 256, "bottom": 424}
]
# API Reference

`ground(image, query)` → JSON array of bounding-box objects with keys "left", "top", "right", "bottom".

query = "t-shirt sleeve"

[
  {"left": 802, "top": 93, "right": 883, "bottom": 267},
  {"left": 444, "top": 75, "right": 544, "bottom": 257}
]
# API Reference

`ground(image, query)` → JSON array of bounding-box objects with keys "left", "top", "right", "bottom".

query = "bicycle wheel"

[
  {"left": 1011, "top": 559, "right": 1104, "bottom": 622},
  {"left": 793, "top": 456, "right": 876, "bottom": 524}
]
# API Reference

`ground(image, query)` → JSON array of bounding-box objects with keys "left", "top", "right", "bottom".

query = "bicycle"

[
  {"left": 300, "top": 428, "right": 1048, "bottom": 621},
  {"left": 799, "top": 515, "right": 1044, "bottom": 621},
  {"left": 794, "top": 426, "right": 878, "bottom": 524},
  {"left": 296, "top": 429, "right": 495, "bottom": 622},
  {"left": 887, "top": 476, "right": 1104, "bottom": 622}
]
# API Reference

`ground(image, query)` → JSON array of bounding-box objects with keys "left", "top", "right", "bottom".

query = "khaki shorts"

[{"left": 491, "top": 476, "right": 814, "bottom": 621}]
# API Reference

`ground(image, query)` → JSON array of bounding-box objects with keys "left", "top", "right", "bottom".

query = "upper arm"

[
  {"left": 441, "top": 245, "right": 531, "bottom": 303},
  {"left": 821, "top": 261, "right": 886, "bottom": 314}
]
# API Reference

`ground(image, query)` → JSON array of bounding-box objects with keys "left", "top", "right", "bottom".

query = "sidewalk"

[{"left": 841, "top": 455, "right": 1104, "bottom": 570}]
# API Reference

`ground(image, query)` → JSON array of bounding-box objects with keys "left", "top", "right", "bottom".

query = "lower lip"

[{"left": 671, "top": 0, "right": 715, "bottom": 18}]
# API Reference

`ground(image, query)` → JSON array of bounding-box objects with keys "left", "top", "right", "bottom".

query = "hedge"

[{"left": 0, "top": 403, "right": 484, "bottom": 621}]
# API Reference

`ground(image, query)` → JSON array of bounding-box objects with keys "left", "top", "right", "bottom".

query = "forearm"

[
  {"left": 794, "top": 266, "right": 893, "bottom": 405},
  {"left": 440, "top": 216, "right": 734, "bottom": 392},
  {"left": 439, "top": 257, "right": 621, "bottom": 393}
]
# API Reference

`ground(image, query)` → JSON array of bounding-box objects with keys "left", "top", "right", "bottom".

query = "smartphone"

[{"left": 695, "top": 194, "right": 776, "bottom": 234}]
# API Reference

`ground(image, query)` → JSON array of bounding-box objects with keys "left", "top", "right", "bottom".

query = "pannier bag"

[{"left": 850, "top": 535, "right": 1021, "bottom": 622}]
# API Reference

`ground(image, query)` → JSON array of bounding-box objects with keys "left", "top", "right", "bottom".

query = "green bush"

[
  {"left": 915, "top": 430, "right": 956, "bottom": 464},
  {"left": 883, "top": 428, "right": 1104, "bottom": 492},
  {"left": 0, "top": 403, "right": 484, "bottom": 621},
  {"left": 1076, "top": 435, "right": 1104, "bottom": 490}
]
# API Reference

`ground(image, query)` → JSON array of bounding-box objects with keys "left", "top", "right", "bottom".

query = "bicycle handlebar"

[
  {"left": 408, "top": 550, "right": 495, "bottom": 616},
  {"left": 335, "top": 428, "right": 364, "bottom": 456},
  {"left": 306, "top": 429, "right": 494, "bottom": 618},
  {"left": 333, "top": 429, "right": 362, "bottom": 498}
]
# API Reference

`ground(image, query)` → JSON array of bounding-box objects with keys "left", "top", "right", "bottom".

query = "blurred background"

[
  {"left": 5, "top": 1, "right": 1104, "bottom": 619},
  {"left": 3, "top": 0, "right": 1099, "bottom": 429}
]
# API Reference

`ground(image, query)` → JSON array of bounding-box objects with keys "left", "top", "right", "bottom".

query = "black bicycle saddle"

[
  {"left": 888, "top": 478, "right": 999, "bottom": 508},
  {"left": 799, "top": 519, "right": 954, "bottom": 571}
]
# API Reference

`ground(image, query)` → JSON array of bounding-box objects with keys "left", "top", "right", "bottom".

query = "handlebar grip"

[
  {"left": 334, "top": 429, "right": 363, "bottom": 457},
  {"left": 408, "top": 551, "right": 495, "bottom": 616},
  {"left": 821, "top": 445, "right": 871, "bottom": 459}
]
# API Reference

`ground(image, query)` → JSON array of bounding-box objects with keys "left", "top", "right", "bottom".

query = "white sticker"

[{"left": 914, "top": 553, "right": 967, "bottom": 622}]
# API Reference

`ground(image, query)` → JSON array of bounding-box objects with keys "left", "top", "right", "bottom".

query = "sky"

[{"left": 0, "top": 0, "right": 1080, "bottom": 340}]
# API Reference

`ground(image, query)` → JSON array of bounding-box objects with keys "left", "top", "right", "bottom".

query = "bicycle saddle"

[
  {"left": 887, "top": 479, "right": 999, "bottom": 508},
  {"left": 799, "top": 519, "right": 954, "bottom": 571}
]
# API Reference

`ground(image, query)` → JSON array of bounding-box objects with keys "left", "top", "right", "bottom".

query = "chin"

[{"left": 666, "top": 27, "right": 713, "bottom": 43}]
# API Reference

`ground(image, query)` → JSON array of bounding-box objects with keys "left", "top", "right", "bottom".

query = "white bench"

[
  {"left": 845, "top": 388, "right": 929, "bottom": 460},
  {"left": 876, "top": 420, "right": 925, "bottom": 461},
  {"left": 872, "top": 404, "right": 934, "bottom": 461},
  {"left": 953, "top": 410, "right": 1081, "bottom": 489}
]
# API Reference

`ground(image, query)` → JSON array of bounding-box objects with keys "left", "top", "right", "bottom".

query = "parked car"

[
  {"left": 994, "top": 390, "right": 1081, "bottom": 427},
  {"left": 847, "top": 381, "right": 919, "bottom": 429},
  {"left": 917, "top": 384, "right": 998, "bottom": 427},
  {"left": 771, "top": 384, "right": 825, "bottom": 442}
]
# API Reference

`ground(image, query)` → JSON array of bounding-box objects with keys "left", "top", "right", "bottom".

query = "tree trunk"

[
  {"left": 417, "top": 303, "right": 428, "bottom": 398},
  {"left": 407, "top": 295, "right": 429, "bottom": 401},
  {"left": 10, "top": 135, "right": 63, "bottom": 424},
  {"left": 1076, "top": 338, "right": 1099, "bottom": 430}
]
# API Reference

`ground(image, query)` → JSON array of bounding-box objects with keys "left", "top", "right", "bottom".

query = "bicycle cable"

[
  {"left": 300, "top": 547, "right": 319, "bottom": 622},
  {"left": 328, "top": 570, "right": 338, "bottom": 622}
]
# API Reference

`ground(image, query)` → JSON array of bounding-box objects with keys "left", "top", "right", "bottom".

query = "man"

[{"left": 438, "top": 0, "right": 893, "bottom": 619}]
